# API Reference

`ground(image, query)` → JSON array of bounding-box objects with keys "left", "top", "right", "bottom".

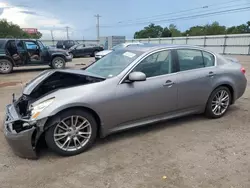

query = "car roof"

[
  {"left": 126, "top": 43, "right": 208, "bottom": 52},
  {"left": 0, "top": 38, "right": 38, "bottom": 41}
]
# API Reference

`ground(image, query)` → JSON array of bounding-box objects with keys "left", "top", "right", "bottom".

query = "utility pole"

[
  {"left": 65, "top": 26, "right": 70, "bottom": 40},
  {"left": 50, "top": 29, "right": 54, "bottom": 46},
  {"left": 94, "top": 14, "right": 101, "bottom": 44}
]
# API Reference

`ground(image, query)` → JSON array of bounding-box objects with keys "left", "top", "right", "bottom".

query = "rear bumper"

[{"left": 3, "top": 104, "right": 47, "bottom": 159}]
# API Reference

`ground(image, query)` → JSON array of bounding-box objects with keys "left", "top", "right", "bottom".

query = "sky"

[{"left": 0, "top": 0, "right": 250, "bottom": 40}]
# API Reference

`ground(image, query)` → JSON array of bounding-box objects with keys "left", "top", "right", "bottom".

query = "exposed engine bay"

[{"left": 15, "top": 71, "right": 105, "bottom": 118}]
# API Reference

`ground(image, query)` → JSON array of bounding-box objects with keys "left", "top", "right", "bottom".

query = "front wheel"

[
  {"left": 45, "top": 109, "right": 97, "bottom": 156},
  {"left": 51, "top": 57, "right": 66, "bottom": 69},
  {"left": 0, "top": 59, "right": 13, "bottom": 74},
  {"left": 205, "top": 86, "right": 231, "bottom": 118}
]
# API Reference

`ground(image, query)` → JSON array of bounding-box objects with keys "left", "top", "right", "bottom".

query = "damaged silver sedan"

[{"left": 3, "top": 44, "right": 247, "bottom": 159}]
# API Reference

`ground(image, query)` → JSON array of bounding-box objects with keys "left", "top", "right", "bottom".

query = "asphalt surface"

[{"left": 0, "top": 55, "right": 249, "bottom": 188}]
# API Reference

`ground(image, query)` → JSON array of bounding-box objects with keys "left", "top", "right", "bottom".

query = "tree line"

[
  {"left": 134, "top": 21, "right": 250, "bottom": 39},
  {"left": 0, "top": 19, "right": 42, "bottom": 39}
]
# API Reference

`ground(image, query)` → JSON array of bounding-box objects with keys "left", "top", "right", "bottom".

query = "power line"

[
  {"left": 101, "top": 6, "right": 250, "bottom": 28},
  {"left": 105, "top": 0, "right": 247, "bottom": 25},
  {"left": 125, "top": 2, "right": 250, "bottom": 24}
]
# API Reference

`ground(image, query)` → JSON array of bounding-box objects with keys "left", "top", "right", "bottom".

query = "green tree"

[
  {"left": 134, "top": 23, "right": 163, "bottom": 38},
  {"left": 226, "top": 21, "right": 250, "bottom": 34},
  {"left": 169, "top": 24, "right": 182, "bottom": 37},
  {"left": 161, "top": 27, "right": 172, "bottom": 37},
  {"left": 134, "top": 20, "right": 250, "bottom": 38},
  {"left": 204, "top": 22, "right": 226, "bottom": 35},
  {"left": 184, "top": 26, "right": 205, "bottom": 36},
  {"left": 0, "top": 19, "right": 42, "bottom": 39}
]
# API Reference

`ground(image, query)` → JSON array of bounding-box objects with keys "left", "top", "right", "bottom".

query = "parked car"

[
  {"left": 0, "top": 39, "right": 72, "bottom": 74},
  {"left": 56, "top": 40, "right": 79, "bottom": 50},
  {"left": 68, "top": 43, "right": 104, "bottom": 58},
  {"left": 3, "top": 44, "right": 247, "bottom": 159},
  {"left": 95, "top": 42, "right": 143, "bottom": 61}
]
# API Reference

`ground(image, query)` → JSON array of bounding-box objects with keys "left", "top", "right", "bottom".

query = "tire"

[
  {"left": 205, "top": 86, "right": 232, "bottom": 118},
  {"left": 51, "top": 57, "right": 66, "bottom": 69},
  {"left": 0, "top": 59, "right": 13, "bottom": 74},
  {"left": 45, "top": 109, "right": 97, "bottom": 156},
  {"left": 91, "top": 50, "right": 98, "bottom": 57}
]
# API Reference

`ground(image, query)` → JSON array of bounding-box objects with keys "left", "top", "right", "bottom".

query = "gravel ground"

[{"left": 0, "top": 55, "right": 249, "bottom": 188}]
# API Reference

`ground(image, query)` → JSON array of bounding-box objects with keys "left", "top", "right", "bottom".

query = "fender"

[
  {"left": 51, "top": 53, "right": 67, "bottom": 60},
  {"left": 0, "top": 55, "right": 16, "bottom": 66}
]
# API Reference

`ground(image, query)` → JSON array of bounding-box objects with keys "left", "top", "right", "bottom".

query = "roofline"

[{"left": 0, "top": 38, "right": 38, "bottom": 41}]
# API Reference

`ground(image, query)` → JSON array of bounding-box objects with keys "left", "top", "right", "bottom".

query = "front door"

[
  {"left": 174, "top": 49, "right": 216, "bottom": 110},
  {"left": 110, "top": 49, "right": 178, "bottom": 129},
  {"left": 37, "top": 40, "right": 50, "bottom": 63}
]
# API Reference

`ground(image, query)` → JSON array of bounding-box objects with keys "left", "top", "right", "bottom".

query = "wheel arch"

[
  {"left": 43, "top": 105, "right": 102, "bottom": 136},
  {"left": 212, "top": 83, "right": 235, "bottom": 104},
  {"left": 51, "top": 54, "right": 66, "bottom": 61},
  {"left": 0, "top": 56, "right": 15, "bottom": 66}
]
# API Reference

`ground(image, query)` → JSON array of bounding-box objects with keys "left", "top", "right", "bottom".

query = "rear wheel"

[
  {"left": 91, "top": 50, "right": 98, "bottom": 57},
  {"left": 45, "top": 109, "right": 97, "bottom": 156},
  {"left": 51, "top": 57, "right": 66, "bottom": 69},
  {"left": 0, "top": 59, "right": 13, "bottom": 74},
  {"left": 205, "top": 86, "right": 231, "bottom": 118}
]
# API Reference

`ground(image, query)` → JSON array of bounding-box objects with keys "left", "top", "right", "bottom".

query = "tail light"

[{"left": 241, "top": 67, "right": 246, "bottom": 74}]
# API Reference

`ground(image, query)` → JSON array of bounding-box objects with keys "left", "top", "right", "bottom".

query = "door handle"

[
  {"left": 207, "top": 71, "right": 216, "bottom": 77},
  {"left": 163, "top": 80, "right": 174, "bottom": 87}
]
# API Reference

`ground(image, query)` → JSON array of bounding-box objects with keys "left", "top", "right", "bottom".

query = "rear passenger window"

[
  {"left": 202, "top": 51, "right": 215, "bottom": 67},
  {"left": 177, "top": 49, "right": 204, "bottom": 71}
]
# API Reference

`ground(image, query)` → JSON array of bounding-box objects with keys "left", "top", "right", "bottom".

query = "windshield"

[
  {"left": 85, "top": 49, "right": 143, "bottom": 78},
  {"left": 111, "top": 43, "right": 125, "bottom": 50}
]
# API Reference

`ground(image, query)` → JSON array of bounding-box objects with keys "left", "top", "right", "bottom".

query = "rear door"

[{"left": 174, "top": 48, "right": 216, "bottom": 110}]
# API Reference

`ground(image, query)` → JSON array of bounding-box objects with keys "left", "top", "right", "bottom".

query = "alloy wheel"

[
  {"left": 0, "top": 61, "right": 11, "bottom": 73},
  {"left": 211, "top": 89, "right": 230, "bottom": 116},
  {"left": 54, "top": 59, "right": 64, "bottom": 68},
  {"left": 53, "top": 115, "right": 92, "bottom": 151}
]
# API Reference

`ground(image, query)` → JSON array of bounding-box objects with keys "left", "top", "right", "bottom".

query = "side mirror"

[{"left": 128, "top": 72, "right": 146, "bottom": 82}]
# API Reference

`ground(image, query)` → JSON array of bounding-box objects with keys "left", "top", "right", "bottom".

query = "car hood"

[
  {"left": 22, "top": 69, "right": 105, "bottom": 96},
  {"left": 96, "top": 50, "right": 112, "bottom": 56},
  {"left": 48, "top": 48, "right": 68, "bottom": 53}
]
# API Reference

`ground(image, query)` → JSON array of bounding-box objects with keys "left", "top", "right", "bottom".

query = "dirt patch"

[{"left": 0, "top": 81, "right": 22, "bottom": 88}]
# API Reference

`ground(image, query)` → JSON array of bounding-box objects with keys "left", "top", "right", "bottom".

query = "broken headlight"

[{"left": 29, "top": 98, "right": 55, "bottom": 120}]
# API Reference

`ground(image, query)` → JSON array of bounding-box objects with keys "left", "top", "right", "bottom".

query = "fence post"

[
  {"left": 159, "top": 38, "right": 161, "bottom": 44},
  {"left": 204, "top": 36, "right": 207, "bottom": 48},
  {"left": 148, "top": 37, "right": 150, "bottom": 43},
  {"left": 186, "top": 36, "right": 188, "bottom": 44},
  {"left": 223, "top": 35, "right": 228, "bottom": 55},
  {"left": 171, "top": 37, "right": 174, "bottom": 44},
  {"left": 248, "top": 36, "right": 250, "bottom": 55}
]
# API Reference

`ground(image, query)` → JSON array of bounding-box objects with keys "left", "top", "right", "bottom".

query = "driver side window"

[{"left": 133, "top": 50, "right": 173, "bottom": 78}]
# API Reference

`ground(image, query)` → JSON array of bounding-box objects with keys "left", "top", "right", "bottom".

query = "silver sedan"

[{"left": 3, "top": 44, "right": 247, "bottom": 159}]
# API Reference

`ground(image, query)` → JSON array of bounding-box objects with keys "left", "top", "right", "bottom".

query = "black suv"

[
  {"left": 56, "top": 40, "right": 79, "bottom": 50},
  {"left": 0, "top": 39, "right": 72, "bottom": 74}
]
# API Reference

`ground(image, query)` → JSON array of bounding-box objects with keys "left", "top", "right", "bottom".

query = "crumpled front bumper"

[{"left": 3, "top": 103, "right": 47, "bottom": 159}]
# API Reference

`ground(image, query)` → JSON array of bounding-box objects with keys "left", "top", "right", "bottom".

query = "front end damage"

[
  {"left": 4, "top": 101, "right": 47, "bottom": 159},
  {"left": 3, "top": 69, "right": 105, "bottom": 159}
]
